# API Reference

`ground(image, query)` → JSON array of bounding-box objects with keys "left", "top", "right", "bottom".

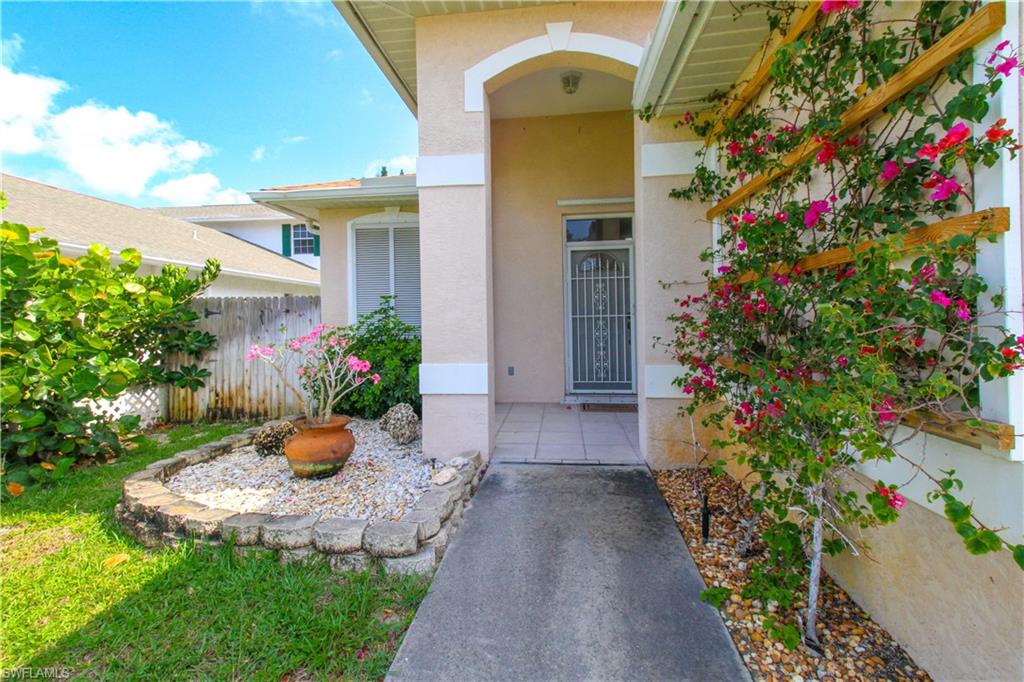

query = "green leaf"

[
  {"left": 1013, "top": 545, "right": 1024, "bottom": 570},
  {"left": 699, "top": 587, "right": 732, "bottom": 608},
  {"left": 13, "top": 319, "right": 40, "bottom": 342}
]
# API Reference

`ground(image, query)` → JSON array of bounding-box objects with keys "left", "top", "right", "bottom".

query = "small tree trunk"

[
  {"left": 804, "top": 504, "right": 825, "bottom": 648},
  {"left": 737, "top": 482, "right": 765, "bottom": 556}
]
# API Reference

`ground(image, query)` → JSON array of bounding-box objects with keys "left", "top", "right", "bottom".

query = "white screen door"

[{"left": 564, "top": 216, "right": 635, "bottom": 394}]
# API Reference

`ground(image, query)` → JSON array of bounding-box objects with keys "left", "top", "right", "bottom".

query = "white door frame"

[{"left": 562, "top": 214, "right": 636, "bottom": 395}]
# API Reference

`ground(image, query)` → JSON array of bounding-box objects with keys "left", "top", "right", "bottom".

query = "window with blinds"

[{"left": 353, "top": 224, "right": 421, "bottom": 327}]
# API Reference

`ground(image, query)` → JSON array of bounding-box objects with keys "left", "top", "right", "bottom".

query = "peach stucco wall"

[
  {"left": 491, "top": 110, "right": 635, "bottom": 403},
  {"left": 317, "top": 206, "right": 418, "bottom": 327}
]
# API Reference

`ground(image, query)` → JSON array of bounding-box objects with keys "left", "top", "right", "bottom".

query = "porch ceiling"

[
  {"left": 334, "top": 1, "right": 557, "bottom": 115},
  {"left": 632, "top": 0, "right": 778, "bottom": 118}
]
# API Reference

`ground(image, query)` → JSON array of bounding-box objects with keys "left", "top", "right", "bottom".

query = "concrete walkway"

[{"left": 388, "top": 463, "right": 750, "bottom": 682}]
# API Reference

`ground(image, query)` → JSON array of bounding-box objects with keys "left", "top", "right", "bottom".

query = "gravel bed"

[
  {"left": 654, "top": 469, "right": 930, "bottom": 682},
  {"left": 167, "top": 419, "right": 432, "bottom": 521}
]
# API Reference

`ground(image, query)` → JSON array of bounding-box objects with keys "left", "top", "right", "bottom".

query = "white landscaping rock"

[
  {"left": 165, "top": 418, "right": 431, "bottom": 522},
  {"left": 431, "top": 467, "right": 458, "bottom": 486}
]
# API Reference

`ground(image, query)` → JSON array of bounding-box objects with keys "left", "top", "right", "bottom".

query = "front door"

[{"left": 564, "top": 216, "right": 635, "bottom": 394}]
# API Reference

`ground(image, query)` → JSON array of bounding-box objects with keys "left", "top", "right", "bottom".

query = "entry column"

[{"left": 416, "top": 101, "right": 495, "bottom": 461}]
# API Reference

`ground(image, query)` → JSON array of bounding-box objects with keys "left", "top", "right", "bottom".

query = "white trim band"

[
  {"left": 464, "top": 25, "right": 643, "bottom": 112},
  {"left": 419, "top": 363, "right": 490, "bottom": 395},
  {"left": 557, "top": 197, "right": 634, "bottom": 207},
  {"left": 641, "top": 141, "right": 703, "bottom": 177},
  {"left": 643, "top": 364, "right": 688, "bottom": 399},
  {"left": 417, "top": 154, "right": 486, "bottom": 188}
]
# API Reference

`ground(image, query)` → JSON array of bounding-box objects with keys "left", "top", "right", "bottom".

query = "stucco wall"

[{"left": 491, "top": 110, "right": 635, "bottom": 403}]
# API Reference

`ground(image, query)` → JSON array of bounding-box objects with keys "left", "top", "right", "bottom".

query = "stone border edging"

[{"left": 114, "top": 417, "right": 483, "bottom": 576}]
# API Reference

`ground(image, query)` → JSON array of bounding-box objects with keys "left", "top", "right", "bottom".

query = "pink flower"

[
  {"left": 821, "top": 0, "right": 860, "bottom": 13},
  {"left": 879, "top": 160, "right": 901, "bottom": 182},
  {"left": 995, "top": 56, "right": 1019, "bottom": 77},
  {"left": 737, "top": 238, "right": 747, "bottom": 252},
  {"left": 919, "top": 263, "right": 937, "bottom": 282},
  {"left": 726, "top": 140, "right": 743, "bottom": 156},
  {"left": 916, "top": 143, "right": 940, "bottom": 162},
  {"left": 775, "top": 212, "right": 788, "bottom": 222},
  {"left": 717, "top": 265, "right": 732, "bottom": 274},
  {"left": 874, "top": 397, "right": 898, "bottom": 423},
  {"left": 289, "top": 340, "right": 302, "bottom": 351},
  {"left": 937, "top": 122, "right": 971, "bottom": 151},
  {"left": 246, "top": 344, "right": 273, "bottom": 361},
  {"left": 955, "top": 299, "right": 971, "bottom": 321},
  {"left": 297, "top": 366, "right": 306, "bottom": 376},
  {"left": 988, "top": 40, "right": 1011, "bottom": 64},
  {"left": 930, "top": 290, "right": 951, "bottom": 308},
  {"left": 837, "top": 356, "right": 849, "bottom": 368},
  {"left": 741, "top": 211, "right": 757, "bottom": 224},
  {"left": 929, "top": 176, "right": 961, "bottom": 201},
  {"left": 803, "top": 199, "right": 831, "bottom": 228},
  {"left": 773, "top": 274, "right": 789, "bottom": 286},
  {"left": 371, "top": 373, "right": 381, "bottom": 385},
  {"left": 886, "top": 492, "right": 907, "bottom": 510}
]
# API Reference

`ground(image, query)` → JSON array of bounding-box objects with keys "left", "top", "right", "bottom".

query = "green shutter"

[
  {"left": 281, "top": 225, "right": 291, "bottom": 256},
  {"left": 312, "top": 233, "right": 320, "bottom": 257}
]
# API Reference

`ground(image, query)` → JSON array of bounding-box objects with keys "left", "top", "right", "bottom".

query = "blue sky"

[{"left": 1, "top": 1, "right": 418, "bottom": 206}]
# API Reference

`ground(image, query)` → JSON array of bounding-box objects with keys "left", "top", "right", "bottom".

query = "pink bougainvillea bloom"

[
  {"left": 821, "top": 0, "right": 860, "bottom": 13},
  {"left": 775, "top": 212, "right": 789, "bottom": 222},
  {"left": 836, "top": 356, "right": 849, "bottom": 368},
  {"left": 815, "top": 138, "right": 838, "bottom": 164},
  {"left": 955, "top": 299, "right": 971, "bottom": 321},
  {"left": 371, "top": 373, "right": 381, "bottom": 384},
  {"left": 879, "top": 160, "right": 901, "bottom": 182},
  {"left": 916, "top": 143, "right": 940, "bottom": 161},
  {"left": 887, "top": 492, "right": 907, "bottom": 510},
  {"left": 995, "top": 56, "right": 1019, "bottom": 77},
  {"left": 741, "top": 211, "right": 757, "bottom": 224},
  {"left": 986, "top": 118, "right": 1014, "bottom": 142},
  {"left": 804, "top": 209, "right": 820, "bottom": 227},
  {"left": 717, "top": 265, "right": 732, "bottom": 274},
  {"left": 937, "top": 122, "right": 971, "bottom": 150},
  {"left": 737, "top": 238, "right": 747, "bottom": 252},
  {"left": 773, "top": 274, "right": 789, "bottom": 286},
  {"left": 930, "top": 176, "right": 962, "bottom": 201},
  {"left": 988, "top": 39, "right": 1011, "bottom": 63},
  {"left": 726, "top": 140, "right": 743, "bottom": 156},
  {"left": 875, "top": 397, "right": 898, "bottom": 423},
  {"left": 919, "top": 262, "right": 937, "bottom": 282},
  {"left": 930, "top": 290, "right": 951, "bottom": 308},
  {"left": 737, "top": 171, "right": 748, "bottom": 182}
]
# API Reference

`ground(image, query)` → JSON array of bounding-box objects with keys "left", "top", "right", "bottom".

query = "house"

[
  {"left": 252, "top": 3, "right": 1022, "bottom": 678},
  {"left": 151, "top": 203, "right": 322, "bottom": 269},
  {"left": 2, "top": 174, "right": 320, "bottom": 297}
]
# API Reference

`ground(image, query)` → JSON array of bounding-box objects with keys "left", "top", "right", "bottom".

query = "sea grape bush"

[
  {"left": 1, "top": 197, "right": 219, "bottom": 495},
  {"left": 660, "top": 0, "right": 1024, "bottom": 651},
  {"left": 333, "top": 296, "right": 421, "bottom": 419}
]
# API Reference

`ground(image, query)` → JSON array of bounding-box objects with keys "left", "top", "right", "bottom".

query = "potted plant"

[{"left": 247, "top": 323, "right": 379, "bottom": 478}]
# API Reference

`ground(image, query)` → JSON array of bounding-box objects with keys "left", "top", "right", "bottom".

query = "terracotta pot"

[{"left": 283, "top": 415, "right": 355, "bottom": 479}]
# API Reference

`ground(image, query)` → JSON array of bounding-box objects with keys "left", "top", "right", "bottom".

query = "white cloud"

[
  {"left": 363, "top": 154, "right": 416, "bottom": 178},
  {"left": 150, "top": 173, "right": 251, "bottom": 206},
  {"left": 251, "top": 0, "right": 340, "bottom": 28},
  {"left": 48, "top": 103, "right": 211, "bottom": 197},
  {"left": 2, "top": 34, "right": 24, "bottom": 66},
  {"left": 0, "top": 64, "right": 65, "bottom": 154},
  {"left": 250, "top": 145, "right": 266, "bottom": 162},
  {"left": 359, "top": 88, "right": 374, "bottom": 106},
  {"left": 1, "top": 56, "right": 244, "bottom": 203},
  {"left": 326, "top": 48, "right": 343, "bottom": 61},
  {"left": 282, "top": 134, "right": 308, "bottom": 144}
]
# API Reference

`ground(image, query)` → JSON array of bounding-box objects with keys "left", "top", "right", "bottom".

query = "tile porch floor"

[{"left": 493, "top": 402, "right": 642, "bottom": 465}]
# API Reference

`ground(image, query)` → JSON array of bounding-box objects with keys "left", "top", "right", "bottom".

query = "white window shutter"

[
  {"left": 354, "top": 227, "right": 391, "bottom": 317},
  {"left": 392, "top": 226, "right": 421, "bottom": 327}
]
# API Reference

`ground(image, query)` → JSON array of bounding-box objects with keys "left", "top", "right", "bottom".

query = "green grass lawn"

[{"left": 1, "top": 422, "right": 429, "bottom": 680}]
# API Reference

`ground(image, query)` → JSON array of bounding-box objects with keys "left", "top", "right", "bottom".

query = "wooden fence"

[{"left": 167, "top": 296, "right": 321, "bottom": 422}]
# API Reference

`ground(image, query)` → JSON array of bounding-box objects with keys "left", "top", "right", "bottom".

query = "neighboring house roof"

[
  {"left": 150, "top": 203, "right": 293, "bottom": 222},
  {"left": 249, "top": 174, "right": 418, "bottom": 223},
  {"left": 633, "top": 1, "right": 776, "bottom": 117},
  {"left": 1, "top": 174, "right": 319, "bottom": 287},
  {"left": 335, "top": 1, "right": 555, "bottom": 115}
]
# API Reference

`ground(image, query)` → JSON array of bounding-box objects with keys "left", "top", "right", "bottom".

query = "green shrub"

[
  {"left": 334, "top": 297, "right": 420, "bottom": 419},
  {"left": 1, "top": 196, "right": 219, "bottom": 495}
]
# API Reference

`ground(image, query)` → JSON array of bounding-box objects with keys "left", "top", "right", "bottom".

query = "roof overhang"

[
  {"left": 633, "top": 0, "right": 776, "bottom": 118},
  {"left": 333, "top": 1, "right": 557, "bottom": 117},
  {"left": 249, "top": 176, "right": 419, "bottom": 224}
]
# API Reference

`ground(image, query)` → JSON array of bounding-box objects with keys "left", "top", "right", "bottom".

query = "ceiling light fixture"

[{"left": 561, "top": 70, "right": 582, "bottom": 95}]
